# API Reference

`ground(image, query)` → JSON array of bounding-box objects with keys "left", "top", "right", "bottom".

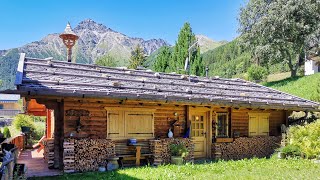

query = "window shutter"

[
  {"left": 125, "top": 111, "right": 154, "bottom": 138},
  {"left": 108, "top": 111, "right": 124, "bottom": 138},
  {"left": 249, "top": 116, "right": 259, "bottom": 136},
  {"left": 259, "top": 116, "right": 269, "bottom": 136}
]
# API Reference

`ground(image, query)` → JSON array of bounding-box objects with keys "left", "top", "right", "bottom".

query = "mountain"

[
  {"left": 0, "top": 19, "right": 169, "bottom": 90},
  {"left": 195, "top": 35, "right": 227, "bottom": 53},
  {"left": 15, "top": 19, "right": 169, "bottom": 65}
]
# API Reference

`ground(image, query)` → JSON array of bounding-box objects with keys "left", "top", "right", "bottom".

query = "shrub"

[
  {"left": 287, "top": 120, "right": 320, "bottom": 159},
  {"left": 3, "top": 127, "right": 11, "bottom": 138},
  {"left": 281, "top": 144, "right": 301, "bottom": 157},
  {"left": 12, "top": 114, "right": 35, "bottom": 132},
  {"left": 247, "top": 65, "right": 268, "bottom": 81},
  {"left": 33, "top": 122, "right": 45, "bottom": 140},
  {"left": 170, "top": 143, "right": 188, "bottom": 158}
]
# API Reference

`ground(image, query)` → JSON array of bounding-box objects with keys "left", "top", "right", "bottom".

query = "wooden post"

[
  {"left": 135, "top": 146, "right": 141, "bottom": 166},
  {"left": 42, "top": 100, "right": 64, "bottom": 169}
]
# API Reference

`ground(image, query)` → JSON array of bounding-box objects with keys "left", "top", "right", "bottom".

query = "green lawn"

[
  {"left": 32, "top": 158, "right": 320, "bottom": 180},
  {"left": 263, "top": 73, "right": 320, "bottom": 101}
]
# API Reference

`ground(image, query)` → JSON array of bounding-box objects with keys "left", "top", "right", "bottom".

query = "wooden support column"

[
  {"left": 39, "top": 99, "right": 64, "bottom": 170},
  {"left": 53, "top": 101, "right": 64, "bottom": 169}
]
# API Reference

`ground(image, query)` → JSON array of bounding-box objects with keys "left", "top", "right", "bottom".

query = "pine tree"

[
  {"left": 169, "top": 22, "right": 204, "bottom": 76},
  {"left": 95, "top": 54, "right": 118, "bottom": 67},
  {"left": 128, "top": 45, "right": 145, "bottom": 69},
  {"left": 190, "top": 46, "right": 204, "bottom": 76},
  {"left": 153, "top": 46, "right": 171, "bottom": 72}
]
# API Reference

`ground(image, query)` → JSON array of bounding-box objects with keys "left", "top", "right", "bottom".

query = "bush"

[
  {"left": 170, "top": 144, "right": 188, "bottom": 158},
  {"left": 12, "top": 114, "right": 35, "bottom": 132},
  {"left": 281, "top": 144, "right": 301, "bottom": 157},
  {"left": 33, "top": 122, "right": 45, "bottom": 140},
  {"left": 3, "top": 127, "right": 10, "bottom": 138},
  {"left": 287, "top": 120, "right": 320, "bottom": 159},
  {"left": 247, "top": 65, "right": 268, "bottom": 81}
]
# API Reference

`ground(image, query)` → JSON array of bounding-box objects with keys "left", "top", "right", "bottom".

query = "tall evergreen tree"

[
  {"left": 128, "top": 44, "right": 145, "bottom": 69},
  {"left": 153, "top": 46, "right": 171, "bottom": 72},
  {"left": 169, "top": 22, "right": 203, "bottom": 76},
  {"left": 95, "top": 54, "right": 118, "bottom": 67}
]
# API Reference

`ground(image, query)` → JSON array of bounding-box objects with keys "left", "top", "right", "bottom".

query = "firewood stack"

[
  {"left": 213, "top": 136, "right": 281, "bottom": 160},
  {"left": 63, "top": 138, "right": 116, "bottom": 172},
  {"left": 63, "top": 139, "right": 75, "bottom": 173},
  {"left": 150, "top": 138, "right": 195, "bottom": 165},
  {"left": 43, "top": 138, "right": 54, "bottom": 168}
]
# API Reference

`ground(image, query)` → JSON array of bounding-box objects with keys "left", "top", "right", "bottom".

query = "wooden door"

[{"left": 190, "top": 112, "right": 207, "bottom": 158}]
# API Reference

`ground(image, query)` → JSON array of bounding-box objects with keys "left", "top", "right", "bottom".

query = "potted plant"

[{"left": 170, "top": 143, "right": 188, "bottom": 165}]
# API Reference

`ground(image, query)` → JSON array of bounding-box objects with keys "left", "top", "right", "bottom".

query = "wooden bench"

[{"left": 114, "top": 140, "right": 153, "bottom": 167}]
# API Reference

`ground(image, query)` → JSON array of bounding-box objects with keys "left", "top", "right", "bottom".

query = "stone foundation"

[{"left": 212, "top": 136, "right": 281, "bottom": 160}]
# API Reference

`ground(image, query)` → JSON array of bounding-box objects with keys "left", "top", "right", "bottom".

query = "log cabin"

[{"left": 9, "top": 53, "right": 320, "bottom": 172}]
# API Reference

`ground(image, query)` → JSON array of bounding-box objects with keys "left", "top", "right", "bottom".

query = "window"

[
  {"left": 0, "top": 104, "right": 3, "bottom": 109},
  {"left": 216, "top": 113, "right": 229, "bottom": 137},
  {"left": 248, "top": 113, "right": 270, "bottom": 136},
  {"left": 107, "top": 109, "right": 154, "bottom": 139}
]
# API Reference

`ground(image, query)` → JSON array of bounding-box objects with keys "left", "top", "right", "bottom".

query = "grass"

[
  {"left": 267, "top": 72, "right": 291, "bottom": 82},
  {"left": 263, "top": 73, "right": 320, "bottom": 101},
  {"left": 32, "top": 158, "right": 320, "bottom": 180}
]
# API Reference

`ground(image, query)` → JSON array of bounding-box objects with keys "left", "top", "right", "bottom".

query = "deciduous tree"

[{"left": 239, "top": 0, "right": 320, "bottom": 77}]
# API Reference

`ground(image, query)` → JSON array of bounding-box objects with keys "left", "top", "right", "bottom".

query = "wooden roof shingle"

[{"left": 14, "top": 54, "right": 320, "bottom": 111}]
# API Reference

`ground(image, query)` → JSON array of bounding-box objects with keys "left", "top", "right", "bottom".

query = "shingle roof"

[{"left": 14, "top": 54, "right": 320, "bottom": 111}]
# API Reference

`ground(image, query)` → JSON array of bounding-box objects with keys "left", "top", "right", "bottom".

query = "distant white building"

[{"left": 305, "top": 59, "right": 319, "bottom": 75}]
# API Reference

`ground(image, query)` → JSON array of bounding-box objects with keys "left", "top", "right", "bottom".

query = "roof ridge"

[{"left": 25, "top": 57, "right": 248, "bottom": 83}]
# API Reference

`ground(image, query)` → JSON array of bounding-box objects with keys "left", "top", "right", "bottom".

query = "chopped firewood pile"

[
  {"left": 213, "top": 136, "right": 281, "bottom": 160},
  {"left": 150, "top": 138, "right": 194, "bottom": 165},
  {"left": 63, "top": 138, "right": 115, "bottom": 172},
  {"left": 43, "top": 138, "right": 54, "bottom": 168}
]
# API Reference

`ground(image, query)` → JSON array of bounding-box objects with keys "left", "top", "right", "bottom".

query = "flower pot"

[
  {"left": 171, "top": 156, "right": 184, "bottom": 165},
  {"left": 107, "top": 157, "right": 119, "bottom": 171},
  {"left": 98, "top": 166, "right": 106, "bottom": 172}
]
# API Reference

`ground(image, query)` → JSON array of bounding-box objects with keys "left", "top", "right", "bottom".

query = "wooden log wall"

[
  {"left": 231, "top": 109, "right": 286, "bottom": 137},
  {"left": 63, "top": 99, "right": 187, "bottom": 139},
  {"left": 269, "top": 111, "right": 286, "bottom": 136},
  {"left": 150, "top": 138, "right": 194, "bottom": 165},
  {"left": 212, "top": 136, "right": 281, "bottom": 160}
]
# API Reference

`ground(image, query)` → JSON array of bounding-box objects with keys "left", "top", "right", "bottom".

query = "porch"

[{"left": 17, "top": 149, "right": 62, "bottom": 178}]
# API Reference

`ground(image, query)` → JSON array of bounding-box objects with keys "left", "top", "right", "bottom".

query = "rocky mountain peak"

[{"left": 74, "top": 19, "right": 113, "bottom": 33}]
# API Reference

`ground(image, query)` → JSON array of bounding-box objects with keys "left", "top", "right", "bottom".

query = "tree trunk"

[{"left": 290, "top": 68, "right": 297, "bottom": 77}]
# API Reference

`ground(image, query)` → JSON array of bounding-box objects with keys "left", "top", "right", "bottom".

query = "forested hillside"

[
  {"left": 201, "top": 39, "right": 290, "bottom": 79},
  {"left": 0, "top": 49, "right": 20, "bottom": 90}
]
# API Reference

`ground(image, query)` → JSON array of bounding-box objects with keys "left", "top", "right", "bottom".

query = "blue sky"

[{"left": 0, "top": 0, "right": 246, "bottom": 49}]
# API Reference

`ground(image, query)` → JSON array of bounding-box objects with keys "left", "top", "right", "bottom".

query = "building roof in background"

[
  {"left": 13, "top": 53, "right": 320, "bottom": 111},
  {"left": 0, "top": 93, "right": 20, "bottom": 103}
]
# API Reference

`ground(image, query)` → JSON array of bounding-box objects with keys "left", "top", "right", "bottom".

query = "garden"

[{"left": 0, "top": 114, "right": 45, "bottom": 146}]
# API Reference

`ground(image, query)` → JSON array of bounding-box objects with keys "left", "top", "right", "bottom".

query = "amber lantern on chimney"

[{"left": 59, "top": 22, "right": 79, "bottom": 62}]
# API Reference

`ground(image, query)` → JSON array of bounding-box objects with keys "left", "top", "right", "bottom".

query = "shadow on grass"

[
  {"left": 263, "top": 76, "right": 302, "bottom": 87},
  {"left": 28, "top": 170, "right": 141, "bottom": 180}
]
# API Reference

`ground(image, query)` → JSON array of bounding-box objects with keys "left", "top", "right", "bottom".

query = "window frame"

[{"left": 215, "top": 112, "right": 229, "bottom": 138}]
